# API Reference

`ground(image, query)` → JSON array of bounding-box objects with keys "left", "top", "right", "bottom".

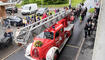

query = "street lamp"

[
  {"left": 41, "top": 0, "right": 43, "bottom": 7},
  {"left": 69, "top": 0, "right": 71, "bottom": 5}
]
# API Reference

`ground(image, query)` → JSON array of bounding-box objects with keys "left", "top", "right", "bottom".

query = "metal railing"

[{"left": 15, "top": 10, "right": 71, "bottom": 44}]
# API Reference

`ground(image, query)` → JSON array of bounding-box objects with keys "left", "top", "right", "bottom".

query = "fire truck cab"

[{"left": 25, "top": 18, "right": 74, "bottom": 60}]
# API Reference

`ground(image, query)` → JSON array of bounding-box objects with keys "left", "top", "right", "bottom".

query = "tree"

[{"left": 22, "top": 0, "right": 29, "bottom": 4}]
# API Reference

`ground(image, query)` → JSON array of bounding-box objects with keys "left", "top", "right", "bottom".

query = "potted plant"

[{"left": 34, "top": 40, "right": 43, "bottom": 47}]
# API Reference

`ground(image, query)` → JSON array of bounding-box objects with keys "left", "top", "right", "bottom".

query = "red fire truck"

[{"left": 25, "top": 16, "right": 74, "bottom": 60}]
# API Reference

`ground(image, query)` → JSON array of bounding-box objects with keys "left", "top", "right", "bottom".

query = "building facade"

[{"left": 0, "top": 0, "right": 8, "bottom": 19}]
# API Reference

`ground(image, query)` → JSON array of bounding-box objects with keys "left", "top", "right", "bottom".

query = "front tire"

[
  {"left": 53, "top": 51, "right": 59, "bottom": 60},
  {"left": 14, "top": 23, "right": 17, "bottom": 27}
]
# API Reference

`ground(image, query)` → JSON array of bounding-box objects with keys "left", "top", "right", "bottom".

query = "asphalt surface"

[{"left": 0, "top": 23, "right": 19, "bottom": 60}]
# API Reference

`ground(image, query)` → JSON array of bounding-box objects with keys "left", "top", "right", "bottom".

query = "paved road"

[{"left": 0, "top": 25, "right": 20, "bottom": 60}]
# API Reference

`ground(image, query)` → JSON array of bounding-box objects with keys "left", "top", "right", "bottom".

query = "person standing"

[
  {"left": 56, "top": 9, "right": 59, "bottom": 13},
  {"left": 54, "top": 9, "right": 57, "bottom": 13},
  {"left": 15, "top": 27, "right": 20, "bottom": 39},
  {"left": 49, "top": 10, "right": 52, "bottom": 16},
  {"left": 70, "top": 14, "right": 75, "bottom": 23},
  {"left": 22, "top": 18, "right": 25, "bottom": 26},
  {"left": 87, "top": 17, "right": 92, "bottom": 23},
  {"left": 87, "top": 21, "right": 92, "bottom": 37},
  {"left": 37, "top": 16, "right": 40, "bottom": 21},
  {"left": 78, "top": 6, "right": 82, "bottom": 16},
  {"left": 84, "top": 23, "right": 88, "bottom": 38},
  {"left": 64, "top": 6, "right": 66, "bottom": 10},
  {"left": 69, "top": 4, "right": 71, "bottom": 9},
  {"left": 4, "top": 26, "right": 13, "bottom": 38},
  {"left": 91, "top": 21, "right": 95, "bottom": 35},
  {"left": 42, "top": 13, "right": 47, "bottom": 19},
  {"left": 66, "top": 7, "right": 69, "bottom": 11},
  {"left": 79, "top": 14, "right": 82, "bottom": 23},
  {"left": 31, "top": 15, "right": 34, "bottom": 21},
  {"left": 33, "top": 14, "right": 36, "bottom": 22},
  {"left": 84, "top": 7, "right": 88, "bottom": 16}
]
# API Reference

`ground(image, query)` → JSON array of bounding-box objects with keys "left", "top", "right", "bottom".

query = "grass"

[
  {"left": 38, "top": 4, "right": 69, "bottom": 8},
  {"left": 71, "top": 0, "right": 85, "bottom": 7},
  {"left": 39, "top": 0, "right": 85, "bottom": 8},
  {"left": 16, "top": 0, "right": 85, "bottom": 8},
  {"left": 16, "top": 4, "right": 22, "bottom": 8},
  {"left": 88, "top": 8, "right": 95, "bottom": 13}
]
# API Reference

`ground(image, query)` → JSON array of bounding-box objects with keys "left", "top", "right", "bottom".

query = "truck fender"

[
  {"left": 64, "top": 31, "right": 70, "bottom": 37},
  {"left": 25, "top": 43, "right": 32, "bottom": 56},
  {"left": 46, "top": 47, "right": 59, "bottom": 60}
]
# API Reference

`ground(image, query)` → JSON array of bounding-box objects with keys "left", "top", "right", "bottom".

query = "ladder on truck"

[{"left": 15, "top": 10, "right": 71, "bottom": 44}]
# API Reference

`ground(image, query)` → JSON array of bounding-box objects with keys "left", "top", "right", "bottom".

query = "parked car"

[
  {"left": 6, "top": 6, "right": 18, "bottom": 14},
  {"left": 4, "top": 16, "right": 23, "bottom": 26},
  {"left": 36, "top": 8, "right": 48, "bottom": 16},
  {"left": 0, "top": 32, "right": 13, "bottom": 49},
  {"left": 21, "top": 4, "right": 37, "bottom": 15}
]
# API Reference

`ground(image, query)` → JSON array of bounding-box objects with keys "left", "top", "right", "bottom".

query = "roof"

[
  {"left": 0, "top": 1, "right": 15, "bottom": 6},
  {"left": 45, "top": 23, "right": 63, "bottom": 33},
  {"left": 23, "top": 3, "right": 37, "bottom": 6}
]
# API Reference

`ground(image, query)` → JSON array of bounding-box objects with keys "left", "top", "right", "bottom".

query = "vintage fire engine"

[{"left": 25, "top": 17, "right": 74, "bottom": 60}]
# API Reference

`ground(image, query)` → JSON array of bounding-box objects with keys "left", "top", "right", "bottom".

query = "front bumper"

[
  {"left": 25, "top": 54, "right": 36, "bottom": 60},
  {"left": 21, "top": 12, "right": 30, "bottom": 15},
  {"left": 36, "top": 13, "right": 43, "bottom": 16},
  {"left": 25, "top": 54, "right": 41, "bottom": 60}
]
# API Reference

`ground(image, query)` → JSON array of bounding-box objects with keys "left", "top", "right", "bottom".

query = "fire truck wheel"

[
  {"left": 53, "top": 51, "right": 59, "bottom": 60},
  {"left": 65, "top": 32, "right": 68, "bottom": 38},
  {"left": 46, "top": 47, "right": 59, "bottom": 60}
]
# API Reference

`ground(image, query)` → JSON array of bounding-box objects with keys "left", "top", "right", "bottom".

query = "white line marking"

[
  {"left": 75, "top": 38, "right": 85, "bottom": 60},
  {"left": 1, "top": 45, "right": 24, "bottom": 60},
  {"left": 66, "top": 45, "right": 79, "bottom": 48}
]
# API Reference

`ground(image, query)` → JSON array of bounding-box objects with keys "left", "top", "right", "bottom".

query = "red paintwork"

[
  {"left": 30, "top": 17, "right": 73, "bottom": 60},
  {"left": 58, "top": 17, "right": 68, "bottom": 27},
  {"left": 66, "top": 14, "right": 75, "bottom": 23},
  {"left": 70, "top": 16, "right": 75, "bottom": 21},
  {"left": 42, "top": 13, "right": 47, "bottom": 19}
]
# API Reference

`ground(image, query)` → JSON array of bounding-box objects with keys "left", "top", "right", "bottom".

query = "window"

[
  {"left": 44, "top": 32, "right": 53, "bottom": 40},
  {"left": 29, "top": 6, "right": 31, "bottom": 10},
  {"left": 55, "top": 31, "right": 59, "bottom": 38}
]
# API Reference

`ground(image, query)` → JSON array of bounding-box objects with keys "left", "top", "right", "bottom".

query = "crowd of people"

[
  {"left": 64, "top": 3, "right": 100, "bottom": 39},
  {"left": 84, "top": 7, "right": 100, "bottom": 38},
  {"left": 64, "top": 3, "right": 88, "bottom": 24},
  {"left": 22, "top": 9, "right": 60, "bottom": 27}
]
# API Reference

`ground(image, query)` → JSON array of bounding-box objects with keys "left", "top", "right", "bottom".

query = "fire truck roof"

[{"left": 45, "top": 23, "right": 63, "bottom": 33}]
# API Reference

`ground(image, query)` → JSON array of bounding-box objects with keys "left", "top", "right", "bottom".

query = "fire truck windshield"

[
  {"left": 36, "top": 32, "right": 54, "bottom": 40},
  {"left": 44, "top": 32, "right": 54, "bottom": 40}
]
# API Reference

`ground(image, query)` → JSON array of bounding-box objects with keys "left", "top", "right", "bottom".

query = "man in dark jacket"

[
  {"left": 87, "top": 21, "right": 92, "bottom": 36},
  {"left": 4, "top": 26, "right": 13, "bottom": 38},
  {"left": 84, "top": 23, "right": 88, "bottom": 38},
  {"left": 69, "top": 4, "right": 71, "bottom": 9},
  {"left": 87, "top": 17, "right": 92, "bottom": 23},
  {"left": 33, "top": 15, "right": 36, "bottom": 22}
]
